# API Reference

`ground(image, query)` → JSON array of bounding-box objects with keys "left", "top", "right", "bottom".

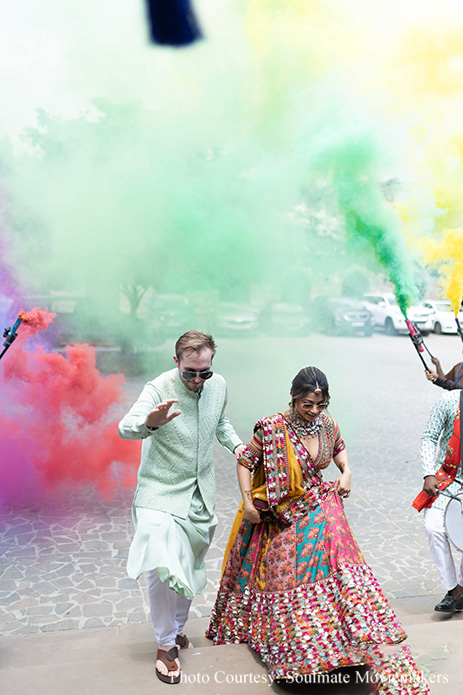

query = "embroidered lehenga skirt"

[
  {"left": 206, "top": 414, "right": 430, "bottom": 693},
  {"left": 207, "top": 485, "right": 408, "bottom": 678}
]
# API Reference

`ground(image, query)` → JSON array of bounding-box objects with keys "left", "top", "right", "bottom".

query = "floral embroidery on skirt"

[{"left": 207, "top": 490, "right": 428, "bottom": 693}]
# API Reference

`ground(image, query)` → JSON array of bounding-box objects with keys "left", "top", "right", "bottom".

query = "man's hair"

[{"left": 175, "top": 331, "right": 217, "bottom": 360}]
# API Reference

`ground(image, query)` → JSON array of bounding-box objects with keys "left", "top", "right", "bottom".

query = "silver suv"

[{"left": 363, "top": 293, "right": 433, "bottom": 335}]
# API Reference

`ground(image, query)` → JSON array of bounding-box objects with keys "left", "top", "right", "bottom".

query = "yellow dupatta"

[{"left": 221, "top": 426, "right": 307, "bottom": 576}]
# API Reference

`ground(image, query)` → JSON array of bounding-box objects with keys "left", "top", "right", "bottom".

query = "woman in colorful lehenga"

[{"left": 207, "top": 367, "right": 430, "bottom": 694}]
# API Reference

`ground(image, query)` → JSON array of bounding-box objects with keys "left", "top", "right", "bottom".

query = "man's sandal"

[
  {"left": 175, "top": 633, "right": 189, "bottom": 649},
  {"left": 155, "top": 646, "right": 181, "bottom": 684}
]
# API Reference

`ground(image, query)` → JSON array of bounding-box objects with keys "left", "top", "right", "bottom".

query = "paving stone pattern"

[{"left": 0, "top": 442, "right": 443, "bottom": 638}]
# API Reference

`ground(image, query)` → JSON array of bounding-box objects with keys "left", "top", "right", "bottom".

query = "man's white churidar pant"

[
  {"left": 127, "top": 488, "right": 217, "bottom": 647},
  {"left": 148, "top": 570, "right": 192, "bottom": 646}
]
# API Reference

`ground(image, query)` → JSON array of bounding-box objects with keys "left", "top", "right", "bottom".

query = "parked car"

[
  {"left": 260, "top": 303, "right": 310, "bottom": 336},
  {"left": 48, "top": 301, "right": 165, "bottom": 350},
  {"left": 421, "top": 300, "right": 463, "bottom": 334},
  {"left": 362, "top": 293, "right": 433, "bottom": 335},
  {"left": 215, "top": 303, "right": 259, "bottom": 336},
  {"left": 310, "top": 297, "right": 375, "bottom": 336},
  {"left": 151, "top": 294, "right": 191, "bottom": 337},
  {"left": 20, "top": 293, "right": 166, "bottom": 351},
  {"left": 71, "top": 304, "right": 152, "bottom": 349}
]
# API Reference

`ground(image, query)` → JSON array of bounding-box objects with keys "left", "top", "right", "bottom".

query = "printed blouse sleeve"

[
  {"left": 332, "top": 420, "right": 346, "bottom": 456},
  {"left": 421, "top": 395, "right": 453, "bottom": 477},
  {"left": 237, "top": 427, "right": 264, "bottom": 473}
]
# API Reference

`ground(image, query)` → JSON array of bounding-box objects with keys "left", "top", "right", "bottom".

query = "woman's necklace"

[{"left": 287, "top": 409, "right": 322, "bottom": 438}]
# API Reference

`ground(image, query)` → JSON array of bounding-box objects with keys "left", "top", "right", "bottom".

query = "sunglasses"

[
  {"left": 299, "top": 401, "right": 329, "bottom": 409},
  {"left": 181, "top": 370, "right": 213, "bottom": 381}
]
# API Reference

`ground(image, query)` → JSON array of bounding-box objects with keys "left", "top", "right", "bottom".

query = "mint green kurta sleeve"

[{"left": 118, "top": 382, "right": 162, "bottom": 440}]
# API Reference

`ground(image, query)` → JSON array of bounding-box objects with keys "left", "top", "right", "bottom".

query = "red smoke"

[
  {"left": 19, "top": 306, "right": 56, "bottom": 332},
  {"left": 0, "top": 308, "right": 140, "bottom": 509}
]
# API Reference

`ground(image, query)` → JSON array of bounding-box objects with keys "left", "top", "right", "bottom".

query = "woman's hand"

[
  {"left": 243, "top": 489, "right": 262, "bottom": 523},
  {"left": 333, "top": 450, "right": 351, "bottom": 498},
  {"left": 244, "top": 503, "right": 262, "bottom": 524},
  {"left": 334, "top": 470, "right": 351, "bottom": 498}
]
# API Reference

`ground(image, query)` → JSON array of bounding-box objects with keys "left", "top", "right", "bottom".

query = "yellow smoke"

[
  {"left": 394, "top": 26, "right": 463, "bottom": 98},
  {"left": 386, "top": 24, "right": 463, "bottom": 230},
  {"left": 421, "top": 229, "right": 463, "bottom": 315},
  {"left": 242, "top": 0, "right": 364, "bottom": 143}
]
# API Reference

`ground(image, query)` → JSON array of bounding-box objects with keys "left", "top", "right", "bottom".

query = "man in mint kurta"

[{"left": 118, "top": 331, "right": 243, "bottom": 684}]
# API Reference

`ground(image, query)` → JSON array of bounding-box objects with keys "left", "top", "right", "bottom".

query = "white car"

[
  {"left": 216, "top": 303, "right": 259, "bottom": 336},
  {"left": 421, "top": 300, "right": 463, "bottom": 334},
  {"left": 363, "top": 293, "right": 434, "bottom": 335}
]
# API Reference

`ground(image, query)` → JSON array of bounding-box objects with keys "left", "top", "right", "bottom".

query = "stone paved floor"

[
  {"left": 0, "top": 436, "right": 448, "bottom": 638},
  {"left": 0, "top": 488, "right": 138, "bottom": 635},
  {"left": 0, "top": 443, "right": 245, "bottom": 636},
  {"left": 1, "top": 333, "right": 461, "bottom": 652}
]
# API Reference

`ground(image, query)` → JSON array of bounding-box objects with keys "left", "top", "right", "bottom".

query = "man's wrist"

[{"left": 146, "top": 424, "right": 158, "bottom": 432}]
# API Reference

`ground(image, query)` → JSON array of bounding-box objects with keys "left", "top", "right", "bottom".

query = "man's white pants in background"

[
  {"left": 424, "top": 506, "right": 463, "bottom": 591},
  {"left": 148, "top": 569, "right": 192, "bottom": 647}
]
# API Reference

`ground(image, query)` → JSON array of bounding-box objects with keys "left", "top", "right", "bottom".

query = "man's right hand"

[
  {"left": 145, "top": 399, "right": 182, "bottom": 429},
  {"left": 423, "top": 475, "right": 439, "bottom": 497}
]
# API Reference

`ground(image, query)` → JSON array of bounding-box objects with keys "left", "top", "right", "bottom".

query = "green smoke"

[
  {"left": 297, "top": 119, "right": 419, "bottom": 315},
  {"left": 0, "top": 1, "right": 421, "bottom": 344}
]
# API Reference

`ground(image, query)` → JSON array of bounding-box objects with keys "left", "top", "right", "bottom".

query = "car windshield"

[
  {"left": 220, "top": 302, "right": 254, "bottom": 312},
  {"left": 336, "top": 299, "right": 362, "bottom": 310},
  {"left": 220, "top": 303, "right": 254, "bottom": 314},
  {"left": 435, "top": 301, "right": 452, "bottom": 312},
  {"left": 153, "top": 297, "right": 188, "bottom": 309},
  {"left": 269, "top": 303, "right": 304, "bottom": 315}
]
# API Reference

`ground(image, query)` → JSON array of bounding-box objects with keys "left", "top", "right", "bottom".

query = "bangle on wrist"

[{"left": 146, "top": 424, "right": 158, "bottom": 432}]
